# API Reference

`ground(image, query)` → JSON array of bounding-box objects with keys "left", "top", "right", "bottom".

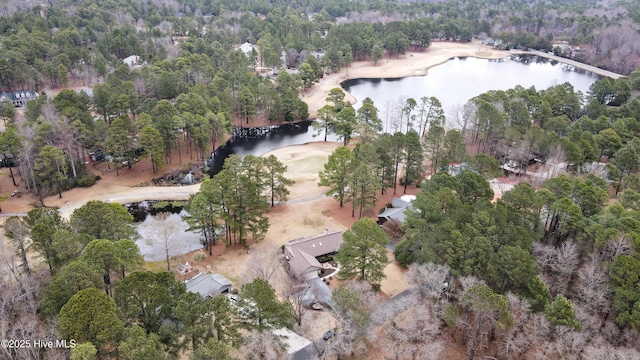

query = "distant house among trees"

[
  {"left": 377, "top": 195, "right": 415, "bottom": 226},
  {"left": 0, "top": 90, "right": 39, "bottom": 107},
  {"left": 184, "top": 273, "right": 232, "bottom": 298},
  {"left": 284, "top": 230, "right": 344, "bottom": 280},
  {"left": 237, "top": 42, "right": 257, "bottom": 57},
  {"left": 495, "top": 145, "right": 542, "bottom": 174},
  {"left": 122, "top": 55, "right": 141, "bottom": 67}
]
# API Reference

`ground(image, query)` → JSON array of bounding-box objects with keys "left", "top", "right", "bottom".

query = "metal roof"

[{"left": 185, "top": 273, "right": 232, "bottom": 298}]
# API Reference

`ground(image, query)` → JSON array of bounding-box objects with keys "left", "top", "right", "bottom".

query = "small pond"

[{"left": 125, "top": 201, "right": 202, "bottom": 262}]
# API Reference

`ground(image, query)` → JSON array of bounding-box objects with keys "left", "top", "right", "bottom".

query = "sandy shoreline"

[
  {"left": 303, "top": 40, "right": 621, "bottom": 118},
  {"left": 304, "top": 40, "right": 512, "bottom": 118}
]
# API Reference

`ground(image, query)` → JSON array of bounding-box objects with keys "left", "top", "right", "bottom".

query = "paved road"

[{"left": 520, "top": 49, "right": 623, "bottom": 79}]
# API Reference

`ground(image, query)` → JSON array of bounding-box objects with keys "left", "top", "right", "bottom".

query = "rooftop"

[
  {"left": 378, "top": 197, "right": 415, "bottom": 224},
  {"left": 285, "top": 231, "right": 344, "bottom": 258},
  {"left": 272, "top": 328, "right": 316, "bottom": 360},
  {"left": 285, "top": 231, "right": 344, "bottom": 277},
  {"left": 0, "top": 90, "right": 38, "bottom": 102},
  {"left": 185, "top": 273, "right": 232, "bottom": 298}
]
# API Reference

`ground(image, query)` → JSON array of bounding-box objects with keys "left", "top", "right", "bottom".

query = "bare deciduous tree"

[
  {"left": 546, "top": 144, "right": 567, "bottom": 179},
  {"left": 459, "top": 275, "right": 484, "bottom": 293},
  {"left": 153, "top": 212, "right": 178, "bottom": 271},
  {"left": 3, "top": 217, "right": 31, "bottom": 276},
  {"left": 450, "top": 101, "right": 478, "bottom": 140},
  {"left": 368, "top": 290, "right": 418, "bottom": 330},
  {"left": 373, "top": 302, "right": 444, "bottom": 360},
  {"left": 501, "top": 293, "right": 531, "bottom": 360},
  {"left": 347, "top": 281, "right": 384, "bottom": 310},
  {"left": 235, "top": 330, "right": 286, "bottom": 360},
  {"left": 574, "top": 257, "right": 610, "bottom": 314},
  {"left": 319, "top": 318, "right": 365, "bottom": 360},
  {"left": 603, "top": 232, "right": 632, "bottom": 261},
  {"left": 582, "top": 343, "right": 640, "bottom": 360},
  {"left": 245, "top": 239, "right": 282, "bottom": 286},
  {"left": 551, "top": 241, "right": 580, "bottom": 294},
  {"left": 0, "top": 249, "right": 62, "bottom": 360},
  {"left": 542, "top": 325, "right": 588, "bottom": 360},
  {"left": 534, "top": 241, "right": 579, "bottom": 295},
  {"left": 406, "top": 262, "right": 450, "bottom": 301},
  {"left": 283, "top": 273, "right": 309, "bottom": 327}
]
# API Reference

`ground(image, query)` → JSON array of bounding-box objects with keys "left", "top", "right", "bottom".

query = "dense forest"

[{"left": 2, "top": 0, "right": 640, "bottom": 359}]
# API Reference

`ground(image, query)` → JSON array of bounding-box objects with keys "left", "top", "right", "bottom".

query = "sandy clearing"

[
  {"left": 263, "top": 141, "right": 342, "bottom": 201},
  {"left": 379, "top": 250, "right": 409, "bottom": 298}
]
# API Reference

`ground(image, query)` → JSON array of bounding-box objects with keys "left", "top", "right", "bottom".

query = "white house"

[
  {"left": 236, "top": 42, "right": 256, "bottom": 57},
  {"left": 122, "top": 55, "right": 141, "bottom": 67}
]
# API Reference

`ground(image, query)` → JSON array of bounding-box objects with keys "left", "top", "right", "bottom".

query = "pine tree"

[{"left": 335, "top": 218, "right": 390, "bottom": 287}]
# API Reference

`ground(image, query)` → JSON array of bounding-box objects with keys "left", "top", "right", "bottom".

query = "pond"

[
  {"left": 341, "top": 55, "right": 601, "bottom": 131},
  {"left": 209, "top": 120, "right": 340, "bottom": 173},
  {"left": 135, "top": 209, "right": 202, "bottom": 262},
  {"left": 209, "top": 56, "right": 601, "bottom": 172},
  {"left": 125, "top": 201, "right": 202, "bottom": 262}
]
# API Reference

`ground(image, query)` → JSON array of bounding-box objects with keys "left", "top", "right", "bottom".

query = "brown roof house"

[{"left": 284, "top": 230, "right": 344, "bottom": 280}]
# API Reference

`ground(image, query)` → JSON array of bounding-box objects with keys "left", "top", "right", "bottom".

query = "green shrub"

[
  {"left": 75, "top": 174, "right": 99, "bottom": 187},
  {"left": 152, "top": 201, "right": 171, "bottom": 209},
  {"left": 192, "top": 251, "right": 207, "bottom": 262}
]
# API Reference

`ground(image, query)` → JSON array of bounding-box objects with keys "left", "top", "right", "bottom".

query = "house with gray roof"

[
  {"left": 185, "top": 273, "right": 232, "bottom": 298},
  {"left": 377, "top": 195, "right": 415, "bottom": 226},
  {"left": 0, "top": 90, "right": 39, "bottom": 107},
  {"left": 284, "top": 231, "right": 344, "bottom": 280},
  {"left": 273, "top": 328, "right": 317, "bottom": 360}
]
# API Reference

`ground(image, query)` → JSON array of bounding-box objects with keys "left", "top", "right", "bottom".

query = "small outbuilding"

[
  {"left": 185, "top": 273, "right": 232, "bottom": 298},
  {"left": 273, "top": 328, "right": 316, "bottom": 360},
  {"left": 377, "top": 196, "right": 415, "bottom": 226}
]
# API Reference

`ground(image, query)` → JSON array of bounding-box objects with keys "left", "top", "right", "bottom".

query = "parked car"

[
  {"left": 89, "top": 149, "right": 105, "bottom": 162},
  {"left": 0, "top": 154, "right": 17, "bottom": 168},
  {"left": 323, "top": 329, "right": 336, "bottom": 341}
]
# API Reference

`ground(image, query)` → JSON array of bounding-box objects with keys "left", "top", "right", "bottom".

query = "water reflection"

[
  {"left": 210, "top": 55, "right": 600, "bottom": 171},
  {"left": 135, "top": 210, "right": 202, "bottom": 262},
  {"left": 210, "top": 120, "right": 340, "bottom": 174},
  {"left": 342, "top": 55, "right": 600, "bottom": 130}
]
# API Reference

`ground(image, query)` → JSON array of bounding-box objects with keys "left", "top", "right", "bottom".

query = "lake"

[
  {"left": 341, "top": 55, "right": 601, "bottom": 131},
  {"left": 212, "top": 55, "right": 601, "bottom": 169}
]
